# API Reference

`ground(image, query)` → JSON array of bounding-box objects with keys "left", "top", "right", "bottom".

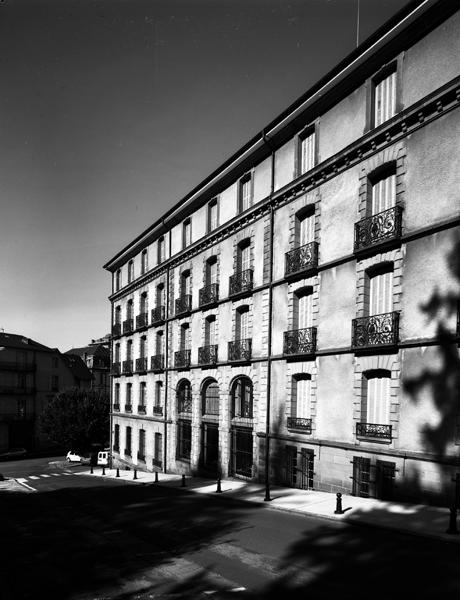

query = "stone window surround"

[{"left": 286, "top": 361, "right": 318, "bottom": 437}]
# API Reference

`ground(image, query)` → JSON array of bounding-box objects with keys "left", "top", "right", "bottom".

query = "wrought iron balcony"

[
  {"left": 123, "top": 318, "right": 134, "bottom": 334},
  {"left": 135, "top": 357, "right": 148, "bottom": 373},
  {"left": 137, "top": 405, "right": 146, "bottom": 415},
  {"left": 175, "top": 349, "right": 191, "bottom": 369},
  {"left": 151, "top": 305, "right": 165, "bottom": 325},
  {"left": 199, "top": 283, "right": 219, "bottom": 307},
  {"left": 175, "top": 294, "right": 192, "bottom": 316},
  {"left": 356, "top": 422, "right": 392, "bottom": 440},
  {"left": 122, "top": 359, "right": 133, "bottom": 375},
  {"left": 153, "top": 405, "right": 163, "bottom": 416},
  {"left": 352, "top": 311, "right": 399, "bottom": 349},
  {"left": 198, "top": 344, "right": 218, "bottom": 366},
  {"left": 0, "top": 361, "right": 36, "bottom": 372},
  {"left": 152, "top": 457, "right": 162, "bottom": 468},
  {"left": 229, "top": 269, "right": 253, "bottom": 297},
  {"left": 136, "top": 312, "right": 148, "bottom": 330},
  {"left": 112, "top": 323, "right": 122, "bottom": 338},
  {"left": 111, "top": 362, "right": 121, "bottom": 376},
  {"left": 150, "top": 354, "right": 164, "bottom": 372},
  {"left": 283, "top": 327, "right": 317, "bottom": 356},
  {"left": 124, "top": 404, "right": 132, "bottom": 413},
  {"left": 287, "top": 417, "right": 312, "bottom": 432},
  {"left": 113, "top": 403, "right": 120, "bottom": 412},
  {"left": 228, "top": 339, "right": 252, "bottom": 362},
  {"left": 354, "top": 205, "right": 403, "bottom": 253},
  {"left": 285, "top": 241, "right": 318, "bottom": 278},
  {"left": 137, "top": 451, "right": 146, "bottom": 462}
]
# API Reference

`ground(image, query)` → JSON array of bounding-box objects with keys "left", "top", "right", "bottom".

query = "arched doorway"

[
  {"left": 229, "top": 376, "right": 253, "bottom": 478},
  {"left": 200, "top": 379, "right": 219, "bottom": 474}
]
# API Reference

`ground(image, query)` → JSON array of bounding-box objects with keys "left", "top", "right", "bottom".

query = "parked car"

[
  {"left": 66, "top": 450, "right": 90, "bottom": 464},
  {"left": 0, "top": 447, "right": 27, "bottom": 461}
]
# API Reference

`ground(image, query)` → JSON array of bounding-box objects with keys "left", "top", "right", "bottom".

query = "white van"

[{"left": 97, "top": 451, "right": 109, "bottom": 466}]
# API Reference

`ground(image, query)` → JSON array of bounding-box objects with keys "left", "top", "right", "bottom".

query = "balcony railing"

[
  {"left": 136, "top": 312, "right": 148, "bottom": 330},
  {"left": 229, "top": 269, "right": 253, "bottom": 297},
  {"left": 151, "top": 305, "right": 165, "bottom": 325},
  {"left": 123, "top": 318, "right": 134, "bottom": 334},
  {"left": 153, "top": 405, "right": 163, "bottom": 416},
  {"left": 356, "top": 422, "right": 392, "bottom": 440},
  {"left": 285, "top": 241, "right": 318, "bottom": 278},
  {"left": 198, "top": 344, "right": 218, "bottom": 366},
  {"left": 354, "top": 206, "right": 403, "bottom": 253},
  {"left": 112, "top": 323, "right": 122, "bottom": 338},
  {"left": 135, "top": 357, "right": 148, "bottom": 373},
  {"left": 352, "top": 311, "right": 399, "bottom": 349},
  {"left": 113, "top": 403, "right": 120, "bottom": 412},
  {"left": 111, "top": 362, "right": 121, "bottom": 376},
  {"left": 175, "top": 294, "right": 192, "bottom": 316},
  {"left": 124, "top": 404, "right": 132, "bottom": 413},
  {"left": 199, "top": 283, "right": 219, "bottom": 307},
  {"left": 122, "top": 359, "right": 133, "bottom": 375},
  {"left": 175, "top": 349, "right": 191, "bottom": 369},
  {"left": 150, "top": 354, "right": 164, "bottom": 372},
  {"left": 283, "top": 327, "right": 317, "bottom": 356},
  {"left": 137, "top": 404, "right": 146, "bottom": 415},
  {"left": 287, "top": 417, "right": 312, "bottom": 432},
  {"left": 0, "top": 361, "right": 36, "bottom": 372},
  {"left": 228, "top": 339, "right": 252, "bottom": 362}
]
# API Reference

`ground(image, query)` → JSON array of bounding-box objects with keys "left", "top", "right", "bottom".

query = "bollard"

[
  {"left": 154, "top": 471, "right": 159, "bottom": 483},
  {"left": 102, "top": 466, "right": 106, "bottom": 475},
  {"left": 446, "top": 506, "right": 459, "bottom": 534},
  {"left": 133, "top": 469, "right": 137, "bottom": 480},
  {"left": 181, "top": 474, "right": 186, "bottom": 487},
  {"left": 215, "top": 477, "right": 222, "bottom": 493},
  {"left": 334, "top": 492, "right": 344, "bottom": 515},
  {"left": 90, "top": 464, "right": 93, "bottom": 474},
  {"left": 116, "top": 467, "right": 120, "bottom": 478}
]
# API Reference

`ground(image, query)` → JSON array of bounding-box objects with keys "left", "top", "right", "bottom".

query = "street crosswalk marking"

[
  {"left": 39, "top": 474, "right": 51, "bottom": 478},
  {"left": 29, "top": 476, "right": 39, "bottom": 480},
  {"left": 17, "top": 472, "right": 74, "bottom": 482}
]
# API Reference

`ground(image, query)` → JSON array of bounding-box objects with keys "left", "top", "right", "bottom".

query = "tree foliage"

[{"left": 39, "top": 388, "right": 110, "bottom": 452}]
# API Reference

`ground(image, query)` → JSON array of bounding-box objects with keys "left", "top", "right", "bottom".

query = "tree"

[{"left": 39, "top": 388, "right": 110, "bottom": 452}]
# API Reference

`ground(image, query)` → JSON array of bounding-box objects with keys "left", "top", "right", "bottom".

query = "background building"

[
  {"left": 104, "top": 0, "right": 460, "bottom": 506},
  {"left": 65, "top": 335, "right": 110, "bottom": 394}
]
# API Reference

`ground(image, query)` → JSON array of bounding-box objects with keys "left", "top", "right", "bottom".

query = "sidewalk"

[{"left": 76, "top": 466, "right": 460, "bottom": 544}]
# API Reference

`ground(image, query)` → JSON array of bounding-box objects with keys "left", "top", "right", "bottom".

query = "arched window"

[
  {"left": 231, "top": 377, "right": 253, "bottom": 419},
  {"left": 177, "top": 379, "right": 192, "bottom": 414},
  {"left": 202, "top": 379, "right": 219, "bottom": 416}
]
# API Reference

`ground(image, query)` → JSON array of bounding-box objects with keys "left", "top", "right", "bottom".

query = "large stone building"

[{"left": 104, "top": 0, "right": 460, "bottom": 506}]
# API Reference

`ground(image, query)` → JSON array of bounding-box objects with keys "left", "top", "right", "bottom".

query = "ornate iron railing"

[
  {"left": 150, "top": 354, "right": 164, "bottom": 371},
  {"left": 228, "top": 339, "right": 252, "bottom": 362},
  {"left": 283, "top": 327, "right": 317, "bottom": 355},
  {"left": 112, "top": 323, "right": 122, "bottom": 337},
  {"left": 137, "top": 405, "right": 146, "bottom": 415},
  {"left": 287, "top": 417, "right": 312, "bottom": 432},
  {"left": 198, "top": 344, "right": 218, "bottom": 365},
  {"left": 111, "top": 362, "right": 121, "bottom": 376},
  {"left": 122, "top": 319, "right": 133, "bottom": 334},
  {"left": 285, "top": 241, "right": 318, "bottom": 277},
  {"left": 229, "top": 269, "right": 253, "bottom": 297},
  {"left": 153, "top": 405, "right": 163, "bottom": 416},
  {"left": 124, "top": 404, "right": 132, "bottom": 413},
  {"left": 151, "top": 305, "right": 165, "bottom": 325},
  {"left": 354, "top": 206, "right": 403, "bottom": 252},
  {"left": 175, "top": 349, "right": 191, "bottom": 368},
  {"left": 175, "top": 294, "right": 192, "bottom": 315},
  {"left": 135, "top": 357, "right": 148, "bottom": 373},
  {"left": 136, "top": 313, "right": 148, "bottom": 330},
  {"left": 199, "top": 283, "right": 219, "bottom": 307},
  {"left": 122, "top": 360, "right": 133, "bottom": 374},
  {"left": 352, "top": 311, "right": 399, "bottom": 348},
  {"left": 113, "top": 403, "right": 120, "bottom": 412},
  {"left": 356, "top": 422, "right": 392, "bottom": 440}
]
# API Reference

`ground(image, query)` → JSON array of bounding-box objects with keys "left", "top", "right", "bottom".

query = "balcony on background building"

[
  {"left": 124, "top": 404, "right": 132, "bottom": 413},
  {"left": 354, "top": 206, "right": 403, "bottom": 254},
  {"left": 352, "top": 312, "right": 399, "bottom": 350},
  {"left": 0, "top": 360, "right": 36, "bottom": 372},
  {"left": 356, "top": 422, "right": 392, "bottom": 440},
  {"left": 199, "top": 283, "right": 219, "bottom": 307},
  {"left": 283, "top": 327, "right": 317, "bottom": 357},
  {"left": 229, "top": 269, "right": 253, "bottom": 298},
  {"left": 136, "top": 313, "right": 148, "bottom": 330},
  {"left": 175, "top": 294, "right": 192, "bottom": 316},
  {"left": 175, "top": 349, "right": 191, "bottom": 369},
  {"left": 153, "top": 405, "right": 163, "bottom": 416},
  {"left": 228, "top": 339, "right": 252, "bottom": 362},
  {"left": 123, "top": 319, "right": 134, "bottom": 334},
  {"left": 285, "top": 241, "right": 318, "bottom": 279},
  {"left": 135, "top": 357, "right": 148, "bottom": 373},
  {"left": 198, "top": 344, "right": 218, "bottom": 366},
  {"left": 151, "top": 305, "right": 165, "bottom": 325},
  {"left": 137, "top": 404, "right": 146, "bottom": 415},
  {"left": 113, "top": 403, "right": 120, "bottom": 412},
  {"left": 112, "top": 323, "right": 122, "bottom": 338},
  {"left": 287, "top": 417, "right": 312, "bottom": 433},
  {"left": 122, "top": 360, "right": 133, "bottom": 375},
  {"left": 111, "top": 362, "right": 121, "bottom": 376},
  {"left": 150, "top": 354, "right": 164, "bottom": 372}
]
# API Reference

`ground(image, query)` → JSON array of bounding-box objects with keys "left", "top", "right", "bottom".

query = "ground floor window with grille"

[
  {"left": 125, "top": 426, "right": 132, "bottom": 457},
  {"left": 284, "top": 446, "right": 314, "bottom": 490},
  {"left": 230, "top": 426, "right": 253, "bottom": 478},
  {"left": 177, "top": 419, "right": 192, "bottom": 461},
  {"left": 352, "top": 456, "right": 396, "bottom": 499},
  {"left": 113, "top": 424, "right": 119, "bottom": 452},
  {"left": 359, "top": 371, "right": 392, "bottom": 440},
  {"left": 138, "top": 428, "right": 146, "bottom": 462},
  {"left": 153, "top": 432, "right": 162, "bottom": 468},
  {"left": 200, "top": 422, "right": 219, "bottom": 473}
]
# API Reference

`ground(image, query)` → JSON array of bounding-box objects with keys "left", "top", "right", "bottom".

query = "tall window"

[
  {"left": 177, "top": 379, "right": 192, "bottom": 413},
  {"left": 128, "top": 260, "right": 134, "bottom": 283},
  {"left": 208, "top": 198, "right": 218, "bottom": 232},
  {"left": 115, "top": 306, "right": 121, "bottom": 324},
  {"left": 237, "top": 239, "right": 251, "bottom": 273},
  {"left": 155, "top": 381, "right": 162, "bottom": 409},
  {"left": 177, "top": 420, "right": 192, "bottom": 460},
  {"left": 373, "top": 67, "right": 396, "bottom": 127},
  {"left": 138, "top": 429, "right": 146, "bottom": 460},
  {"left": 231, "top": 377, "right": 253, "bottom": 418},
  {"left": 154, "top": 432, "right": 163, "bottom": 465},
  {"left": 363, "top": 371, "right": 391, "bottom": 425},
  {"left": 205, "top": 316, "right": 216, "bottom": 346},
  {"left": 125, "top": 426, "right": 132, "bottom": 456},
  {"left": 370, "top": 168, "right": 396, "bottom": 215},
  {"left": 236, "top": 306, "right": 249, "bottom": 341},
  {"left": 368, "top": 265, "right": 394, "bottom": 316},
  {"left": 114, "top": 424, "right": 120, "bottom": 450},
  {"left": 202, "top": 380, "right": 219, "bottom": 416},
  {"left": 115, "top": 269, "right": 121, "bottom": 291},
  {"left": 298, "top": 127, "right": 316, "bottom": 175},
  {"left": 205, "top": 257, "right": 217, "bottom": 286},
  {"left": 127, "top": 299, "right": 133, "bottom": 320},
  {"left": 294, "top": 289, "right": 313, "bottom": 330},
  {"left": 155, "top": 330, "right": 164, "bottom": 356},
  {"left": 156, "top": 283, "right": 165, "bottom": 307},
  {"left": 141, "top": 249, "right": 148, "bottom": 274},
  {"left": 114, "top": 344, "right": 120, "bottom": 363},
  {"left": 291, "top": 375, "right": 311, "bottom": 419},
  {"left": 126, "top": 383, "right": 132, "bottom": 407},
  {"left": 126, "top": 339, "right": 133, "bottom": 360},
  {"left": 139, "top": 382, "right": 146, "bottom": 407},
  {"left": 157, "top": 236, "right": 165, "bottom": 264},
  {"left": 239, "top": 174, "right": 252, "bottom": 212},
  {"left": 183, "top": 218, "right": 192, "bottom": 249},
  {"left": 180, "top": 323, "right": 191, "bottom": 351},
  {"left": 140, "top": 292, "right": 148, "bottom": 315},
  {"left": 139, "top": 336, "right": 147, "bottom": 358},
  {"left": 180, "top": 270, "right": 191, "bottom": 296},
  {"left": 295, "top": 209, "right": 315, "bottom": 247},
  {"left": 114, "top": 383, "right": 120, "bottom": 405}
]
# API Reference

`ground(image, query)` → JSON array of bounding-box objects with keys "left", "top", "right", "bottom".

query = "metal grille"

[
  {"left": 356, "top": 422, "right": 392, "bottom": 440},
  {"left": 151, "top": 305, "right": 165, "bottom": 324},
  {"left": 198, "top": 344, "right": 218, "bottom": 366},
  {"left": 229, "top": 269, "right": 253, "bottom": 296},
  {"left": 136, "top": 313, "right": 148, "bottom": 330},
  {"left": 175, "top": 349, "right": 191, "bottom": 369},
  {"left": 175, "top": 294, "right": 192, "bottom": 315},
  {"left": 352, "top": 311, "right": 399, "bottom": 348},
  {"left": 150, "top": 354, "right": 164, "bottom": 371},
  {"left": 283, "top": 327, "right": 317, "bottom": 355},
  {"left": 354, "top": 205, "right": 402, "bottom": 252},
  {"left": 230, "top": 427, "right": 253, "bottom": 478},
  {"left": 285, "top": 241, "right": 318, "bottom": 277},
  {"left": 199, "top": 283, "right": 219, "bottom": 307},
  {"left": 228, "top": 339, "right": 252, "bottom": 362}
]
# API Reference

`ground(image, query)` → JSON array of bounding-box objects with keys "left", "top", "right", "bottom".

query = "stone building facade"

[{"left": 104, "top": 0, "right": 460, "bottom": 506}]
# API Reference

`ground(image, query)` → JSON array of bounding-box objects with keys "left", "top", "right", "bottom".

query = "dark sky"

[{"left": 0, "top": 0, "right": 409, "bottom": 351}]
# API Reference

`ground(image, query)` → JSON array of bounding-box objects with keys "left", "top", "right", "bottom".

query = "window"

[
  {"left": 373, "top": 66, "right": 396, "bottom": 127},
  {"left": 177, "top": 379, "right": 192, "bottom": 413},
  {"left": 180, "top": 323, "right": 191, "bottom": 351},
  {"left": 128, "top": 260, "right": 134, "bottom": 283},
  {"left": 291, "top": 375, "right": 311, "bottom": 420},
  {"left": 115, "top": 269, "right": 122, "bottom": 291},
  {"left": 205, "top": 316, "right": 216, "bottom": 346},
  {"left": 141, "top": 249, "right": 148, "bottom": 274},
  {"left": 239, "top": 174, "right": 252, "bottom": 212},
  {"left": 368, "top": 264, "right": 394, "bottom": 316},
  {"left": 298, "top": 127, "right": 316, "bottom": 176},
  {"left": 126, "top": 383, "right": 132, "bottom": 407},
  {"left": 140, "top": 292, "right": 148, "bottom": 315},
  {"left": 295, "top": 209, "right": 315, "bottom": 248},
  {"left": 154, "top": 381, "right": 162, "bottom": 410},
  {"left": 115, "top": 306, "right": 121, "bottom": 324},
  {"left": 231, "top": 377, "right": 253, "bottom": 419},
  {"left": 127, "top": 299, "right": 134, "bottom": 320},
  {"left": 125, "top": 426, "right": 132, "bottom": 456},
  {"left": 138, "top": 429, "right": 146, "bottom": 461},
  {"left": 139, "top": 382, "right": 146, "bottom": 406},
  {"left": 370, "top": 167, "right": 396, "bottom": 215},
  {"left": 155, "top": 330, "right": 164, "bottom": 355},
  {"left": 126, "top": 339, "right": 133, "bottom": 360},
  {"left": 157, "top": 236, "right": 165, "bottom": 264},
  {"left": 139, "top": 336, "right": 147, "bottom": 359},
  {"left": 208, "top": 198, "right": 218, "bottom": 232},
  {"left": 52, "top": 356, "right": 58, "bottom": 369},
  {"left": 50, "top": 375, "right": 59, "bottom": 392},
  {"left": 183, "top": 218, "right": 192, "bottom": 249},
  {"left": 180, "top": 270, "right": 191, "bottom": 296},
  {"left": 205, "top": 257, "right": 217, "bottom": 286},
  {"left": 236, "top": 306, "right": 249, "bottom": 341},
  {"left": 237, "top": 239, "right": 251, "bottom": 273},
  {"left": 114, "top": 344, "right": 120, "bottom": 363},
  {"left": 114, "top": 383, "right": 120, "bottom": 404},
  {"left": 177, "top": 420, "right": 192, "bottom": 460},
  {"left": 114, "top": 424, "right": 120, "bottom": 451},
  {"left": 363, "top": 372, "right": 391, "bottom": 425},
  {"left": 202, "top": 379, "right": 219, "bottom": 416},
  {"left": 154, "top": 432, "right": 163, "bottom": 466},
  {"left": 156, "top": 283, "right": 165, "bottom": 307}
]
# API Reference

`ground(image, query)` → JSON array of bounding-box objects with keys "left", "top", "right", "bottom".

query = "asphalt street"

[{"left": 1, "top": 457, "right": 460, "bottom": 600}]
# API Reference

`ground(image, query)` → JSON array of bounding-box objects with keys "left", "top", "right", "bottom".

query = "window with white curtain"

[
  {"left": 299, "top": 128, "right": 316, "bottom": 175},
  {"left": 371, "top": 170, "right": 396, "bottom": 214},
  {"left": 364, "top": 372, "right": 391, "bottom": 424},
  {"left": 369, "top": 266, "right": 394, "bottom": 315},
  {"left": 292, "top": 376, "right": 311, "bottom": 419},
  {"left": 374, "top": 68, "right": 396, "bottom": 127}
]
